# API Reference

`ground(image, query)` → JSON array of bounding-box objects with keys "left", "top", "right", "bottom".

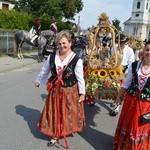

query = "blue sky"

[{"left": 74, "top": 0, "right": 134, "bottom": 29}]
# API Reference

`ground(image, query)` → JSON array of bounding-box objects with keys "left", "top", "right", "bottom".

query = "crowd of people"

[{"left": 32, "top": 16, "right": 150, "bottom": 149}]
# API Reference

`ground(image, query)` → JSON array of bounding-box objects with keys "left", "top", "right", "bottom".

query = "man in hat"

[
  {"left": 111, "top": 33, "right": 135, "bottom": 74},
  {"left": 110, "top": 33, "right": 135, "bottom": 116},
  {"left": 119, "top": 34, "right": 135, "bottom": 73},
  {"left": 30, "top": 18, "right": 42, "bottom": 44}
]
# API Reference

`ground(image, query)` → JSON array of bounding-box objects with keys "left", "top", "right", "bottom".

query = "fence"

[{"left": 0, "top": 32, "right": 34, "bottom": 54}]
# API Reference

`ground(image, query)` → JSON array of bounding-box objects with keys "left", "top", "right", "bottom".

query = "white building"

[
  {"left": 0, "top": 1, "right": 14, "bottom": 10},
  {"left": 124, "top": 0, "right": 150, "bottom": 41}
]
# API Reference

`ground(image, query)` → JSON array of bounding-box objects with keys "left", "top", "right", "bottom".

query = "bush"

[
  {"left": 0, "top": 9, "right": 33, "bottom": 30},
  {"left": 0, "top": 10, "right": 73, "bottom": 32}
]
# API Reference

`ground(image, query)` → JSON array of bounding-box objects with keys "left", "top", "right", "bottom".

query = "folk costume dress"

[
  {"left": 35, "top": 50, "right": 86, "bottom": 148},
  {"left": 113, "top": 61, "right": 150, "bottom": 150}
]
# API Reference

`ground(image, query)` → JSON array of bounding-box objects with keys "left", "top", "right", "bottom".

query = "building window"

[
  {"left": 137, "top": 2, "right": 140, "bottom": 9},
  {"left": 135, "top": 14, "right": 139, "bottom": 17},
  {"left": 2, "top": 3, "right": 9, "bottom": 10},
  {"left": 146, "top": 3, "right": 149, "bottom": 9}
]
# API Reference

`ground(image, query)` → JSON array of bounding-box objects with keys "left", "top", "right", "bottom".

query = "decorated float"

[{"left": 85, "top": 12, "right": 125, "bottom": 102}]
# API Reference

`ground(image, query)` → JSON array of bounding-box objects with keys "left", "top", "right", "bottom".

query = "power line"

[{"left": 80, "top": 0, "right": 119, "bottom": 17}]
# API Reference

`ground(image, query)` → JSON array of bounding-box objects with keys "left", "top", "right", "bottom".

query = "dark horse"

[{"left": 14, "top": 30, "right": 56, "bottom": 62}]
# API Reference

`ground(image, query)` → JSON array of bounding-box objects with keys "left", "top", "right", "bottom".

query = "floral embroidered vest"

[
  {"left": 127, "top": 61, "right": 150, "bottom": 101},
  {"left": 49, "top": 51, "right": 79, "bottom": 87}
]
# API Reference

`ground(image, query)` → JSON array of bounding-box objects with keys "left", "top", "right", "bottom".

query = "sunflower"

[
  {"left": 98, "top": 69, "right": 108, "bottom": 79},
  {"left": 109, "top": 69, "right": 117, "bottom": 77},
  {"left": 91, "top": 70, "right": 99, "bottom": 77},
  {"left": 117, "top": 66, "right": 123, "bottom": 75}
]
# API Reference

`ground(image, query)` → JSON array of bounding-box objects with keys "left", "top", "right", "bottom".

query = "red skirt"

[
  {"left": 113, "top": 93, "right": 150, "bottom": 150},
  {"left": 37, "top": 83, "right": 85, "bottom": 139}
]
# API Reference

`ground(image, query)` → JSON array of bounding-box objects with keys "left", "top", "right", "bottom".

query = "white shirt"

[
  {"left": 121, "top": 45, "right": 135, "bottom": 67},
  {"left": 35, "top": 50, "right": 85, "bottom": 94},
  {"left": 122, "top": 61, "right": 150, "bottom": 89},
  {"left": 111, "top": 44, "right": 135, "bottom": 73}
]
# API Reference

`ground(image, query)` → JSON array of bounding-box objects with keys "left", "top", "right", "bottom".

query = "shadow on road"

[
  {"left": 96, "top": 99, "right": 115, "bottom": 116},
  {"left": 40, "top": 93, "right": 47, "bottom": 102},
  {"left": 79, "top": 103, "right": 113, "bottom": 150},
  {"left": 15, "top": 105, "right": 49, "bottom": 141},
  {"left": 7, "top": 53, "right": 38, "bottom": 61}
]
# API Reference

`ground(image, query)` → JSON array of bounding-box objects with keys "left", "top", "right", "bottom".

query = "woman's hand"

[
  {"left": 78, "top": 94, "right": 85, "bottom": 103},
  {"left": 34, "top": 82, "right": 40, "bottom": 88},
  {"left": 115, "top": 98, "right": 121, "bottom": 105}
]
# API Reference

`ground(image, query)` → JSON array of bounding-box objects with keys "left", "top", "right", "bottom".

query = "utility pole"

[{"left": 77, "top": 16, "right": 80, "bottom": 36}]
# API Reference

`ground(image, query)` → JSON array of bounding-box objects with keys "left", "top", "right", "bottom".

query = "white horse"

[{"left": 14, "top": 30, "right": 56, "bottom": 62}]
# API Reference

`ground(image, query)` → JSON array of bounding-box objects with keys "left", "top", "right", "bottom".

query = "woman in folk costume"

[
  {"left": 113, "top": 40, "right": 150, "bottom": 149},
  {"left": 34, "top": 30, "right": 86, "bottom": 149}
]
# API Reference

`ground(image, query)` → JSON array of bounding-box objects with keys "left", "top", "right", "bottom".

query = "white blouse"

[
  {"left": 35, "top": 50, "right": 85, "bottom": 94},
  {"left": 122, "top": 61, "right": 150, "bottom": 90}
]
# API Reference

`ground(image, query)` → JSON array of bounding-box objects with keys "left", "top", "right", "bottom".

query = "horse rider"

[
  {"left": 30, "top": 18, "right": 42, "bottom": 44},
  {"left": 50, "top": 19, "right": 58, "bottom": 35}
]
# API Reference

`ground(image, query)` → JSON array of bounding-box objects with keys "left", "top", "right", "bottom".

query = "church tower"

[{"left": 124, "top": 0, "right": 150, "bottom": 40}]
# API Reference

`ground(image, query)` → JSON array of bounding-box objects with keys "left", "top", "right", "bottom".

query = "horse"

[{"left": 14, "top": 30, "right": 56, "bottom": 62}]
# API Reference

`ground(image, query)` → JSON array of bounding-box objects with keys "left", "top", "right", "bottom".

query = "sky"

[{"left": 74, "top": 0, "right": 134, "bottom": 30}]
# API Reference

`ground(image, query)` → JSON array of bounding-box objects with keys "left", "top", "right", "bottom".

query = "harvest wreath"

[{"left": 85, "top": 12, "right": 125, "bottom": 100}]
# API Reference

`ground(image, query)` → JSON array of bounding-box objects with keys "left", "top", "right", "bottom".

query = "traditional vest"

[
  {"left": 127, "top": 61, "right": 150, "bottom": 101},
  {"left": 49, "top": 52, "right": 79, "bottom": 87}
]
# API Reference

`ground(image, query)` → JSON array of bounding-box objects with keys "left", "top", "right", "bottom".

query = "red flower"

[{"left": 103, "top": 82, "right": 111, "bottom": 87}]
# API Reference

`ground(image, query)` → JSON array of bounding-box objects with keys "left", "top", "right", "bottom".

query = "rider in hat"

[
  {"left": 50, "top": 19, "right": 58, "bottom": 35},
  {"left": 31, "top": 18, "right": 42, "bottom": 44}
]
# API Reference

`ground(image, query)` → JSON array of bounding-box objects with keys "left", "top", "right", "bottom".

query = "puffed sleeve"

[
  {"left": 35, "top": 55, "right": 51, "bottom": 85},
  {"left": 74, "top": 59, "right": 85, "bottom": 94},
  {"left": 122, "top": 64, "right": 133, "bottom": 89}
]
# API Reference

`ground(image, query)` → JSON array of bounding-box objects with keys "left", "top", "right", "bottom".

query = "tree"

[
  {"left": 14, "top": 0, "right": 83, "bottom": 20},
  {"left": 112, "top": 18, "right": 122, "bottom": 32},
  {"left": 60, "top": 0, "right": 83, "bottom": 19}
]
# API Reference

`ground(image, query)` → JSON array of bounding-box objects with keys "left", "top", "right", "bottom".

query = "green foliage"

[
  {"left": 60, "top": 0, "right": 83, "bottom": 19},
  {"left": 57, "top": 22, "right": 71, "bottom": 32},
  {"left": 0, "top": 9, "right": 72, "bottom": 31},
  {"left": 14, "top": 0, "right": 83, "bottom": 20},
  {"left": 112, "top": 18, "right": 122, "bottom": 32},
  {"left": 0, "top": 9, "right": 33, "bottom": 30}
]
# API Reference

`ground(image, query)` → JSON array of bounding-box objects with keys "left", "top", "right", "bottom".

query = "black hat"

[{"left": 116, "top": 34, "right": 129, "bottom": 43}]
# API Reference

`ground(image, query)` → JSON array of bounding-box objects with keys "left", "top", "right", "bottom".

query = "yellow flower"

[
  {"left": 109, "top": 69, "right": 117, "bottom": 77},
  {"left": 91, "top": 70, "right": 99, "bottom": 77},
  {"left": 117, "top": 66, "right": 123, "bottom": 75},
  {"left": 98, "top": 69, "right": 108, "bottom": 79}
]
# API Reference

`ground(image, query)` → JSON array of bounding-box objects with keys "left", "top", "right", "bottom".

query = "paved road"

[
  {"left": 0, "top": 55, "right": 120, "bottom": 150},
  {"left": 0, "top": 52, "right": 39, "bottom": 73}
]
